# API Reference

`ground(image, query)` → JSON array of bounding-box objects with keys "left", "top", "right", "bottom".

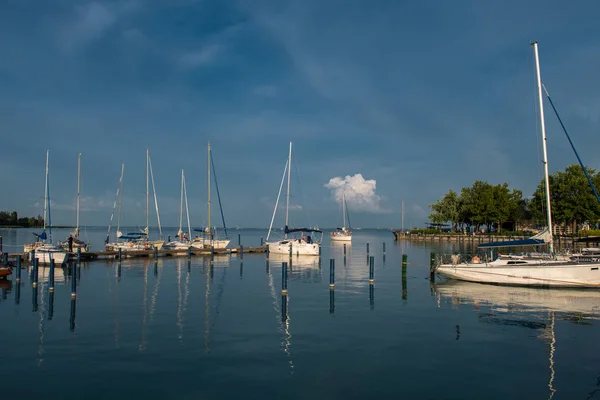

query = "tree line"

[
  {"left": 428, "top": 164, "right": 600, "bottom": 234},
  {"left": 0, "top": 211, "right": 44, "bottom": 227}
]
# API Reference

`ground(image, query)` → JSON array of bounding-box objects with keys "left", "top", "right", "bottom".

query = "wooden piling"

[
  {"left": 32, "top": 258, "right": 39, "bottom": 288},
  {"left": 329, "top": 258, "right": 335, "bottom": 289},
  {"left": 49, "top": 258, "right": 55, "bottom": 292},
  {"left": 71, "top": 261, "right": 77, "bottom": 298},
  {"left": 281, "top": 261, "right": 288, "bottom": 295},
  {"left": 369, "top": 256, "right": 374, "bottom": 284},
  {"left": 429, "top": 252, "right": 436, "bottom": 282},
  {"left": 15, "top": 256, "right": 21, "bottom": 282},
  {"left": 240, "top": 245, "right": 244, "bottom": 260}
]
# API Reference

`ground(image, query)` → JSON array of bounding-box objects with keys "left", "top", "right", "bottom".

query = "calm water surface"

[{"left": 1, "top": 228, "right": 599, "bottom": 399}]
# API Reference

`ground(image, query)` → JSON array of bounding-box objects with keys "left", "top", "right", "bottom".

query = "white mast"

[
  {"left": 207, "top": 141, "right": 211, "bottom": 237},
  {"left": 117, "top": 162, "right": 124, "bottom": 238},
  {"left": 285, "top": 142, "right": 292, "bottom": 239},
  {"left": 183, "top": 170, "right": 192, "bottom": 240},
  {"left": 148, "top": 154, "right": 163, "bottom": 238},
  {"left": 532, "top": 41, "right": 554, "bottom": 254},
  {"left": 145, "top": 148, "right": 149, "bottom": 235},
  {"left": 43, "top": 150, "right": 49, "bottom": 236},
  {"left": 75, "top": 153, "right": 81, "bottom": 238},
  {"left": 342, "top": 191, "right": 346, "bottom": 229},
  {"left": 266, "top": 158, "right": 288, "bottom": 242},
  {"left": 401, "top": 200, "right": 404, "bottom": 232},
  {"left": 178, "top": 169, "right": 184, "bottom": 237}
]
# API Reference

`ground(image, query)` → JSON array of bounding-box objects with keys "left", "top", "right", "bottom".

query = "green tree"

[
  {"left": 428, "top": 190, "right": 460, "bottom": 230},
  {"left": 531, "top": 165, "right": 600, "bottom": 232}
]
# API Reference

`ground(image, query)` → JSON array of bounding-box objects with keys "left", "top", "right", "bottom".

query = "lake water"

[{"left": 1, "top": 228, "right": 599, "bottom": 399}]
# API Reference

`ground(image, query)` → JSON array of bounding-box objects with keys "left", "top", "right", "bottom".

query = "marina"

[{"left": 1, "top": 228, "right": 600, "bottom": 399}]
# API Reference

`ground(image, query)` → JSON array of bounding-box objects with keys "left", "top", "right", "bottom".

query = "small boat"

[
  {"left": 266, "top": 142, "right": 322, "bottom": 256},
  {"left": 0, "top": 267, "right": 12, "bottom": 279},
  {"left": 330, "top": 191, "right": 352, "bottom": 242}
]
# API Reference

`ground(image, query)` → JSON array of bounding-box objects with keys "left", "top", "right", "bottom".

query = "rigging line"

[
  {"left": 148, "top": 154, "right": 163, "bottom": 238},
  {"left": 210, "top": 150, "right": 228, "bottom": 238},
  {"left": 543, "top": 84, "right": 600, "bottom": 204},
  {"left": 267, "top": 158, "right": 288, "bottom": 242}
]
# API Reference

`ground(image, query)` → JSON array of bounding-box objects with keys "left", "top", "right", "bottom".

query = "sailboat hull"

[
  {"left": 330, "top": 234, "right": 352, "bottom": 242},
  {"left": 34, "top": 245, "right": 68, "bottom": 265},
  {"left": 437, "top": 262, "right": 600, "bottom": 288},
  {"left": 191, "top": 239, "right": 230, "bottom": 250},
  {"left": 267, "top": 240, "right": 320, "bottom": 256}
]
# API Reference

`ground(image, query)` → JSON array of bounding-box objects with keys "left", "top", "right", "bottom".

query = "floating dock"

[{"left": 3, "top": 246, "right": 267, "bottom": 265}]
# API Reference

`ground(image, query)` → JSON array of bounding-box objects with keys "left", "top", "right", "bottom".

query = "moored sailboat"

[
  {"left": 59, "top": 153, "right": 90, "bottom": 253},
  {"left": 330, "top": 191, "right": 352, "bottom": 243},
  {"left": 266, "top": 142, "right": 322, "bottom": 256},
  {"left": 163, "top": 170, "right": 193, "bottom": 250},
  {"left": 436, "top": 42, "right": 600, "bottom": 288},
  {"left": 31, "top": 151, "right": 68, "bottom": 265}
]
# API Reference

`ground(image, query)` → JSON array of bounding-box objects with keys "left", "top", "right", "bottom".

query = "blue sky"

[{"left": 1, "top": 0, "right": 599, "bottom": 229}]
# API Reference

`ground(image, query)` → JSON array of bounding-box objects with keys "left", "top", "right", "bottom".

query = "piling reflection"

[
  {"left": 329, "top": 289, "right": 335, "bottom": 315},
  {"left": 32, "top": 286, "right": 38, "bottom": 312},
  {"left": 69, "top": 298, "right": 77, "bottom": 332},
  {"left": 48, "top": 291, "right": 54, "bottom": 320},
  {"left": 369, "top": 284, "right": 374, "bottom": 310},
  {"left": 266, "top": 262, "right": 294, "bottom": 374},
  {"left": 14, "top": 280, "right": 20, "bottom": 304},
  {"left": 0, "top": 279, "right": 12, "bottom": 301}
]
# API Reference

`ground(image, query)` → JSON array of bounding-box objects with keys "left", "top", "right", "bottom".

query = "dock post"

[
  {"left": 288, "top": 244, "right": 292, "bottom": 259},
  {"left": 187, "top": 246, "right": 192, "bottom": 260},
  {"left": 77, "top": 247, "right": 81, "bottom": 264},
  {"left": 238, "top": 233, "right": 241, "bottom": 247},
  {"left": 240, "top": 245, "right": 244, "bottom": 260},
  {"left": 366, "top": 242, "right": 370, "bottom": 263},
  {"left": 118, "top": 247, "right": 122, "bottom": 263},
  {"left": 329, "top": 258, "right": 335, "bottom": 289},
  {"left": 260, "top": 237, "right": 264, "bottom": 246},
  {"left": 0, "top": 236, "right": 2, "bottom": 253},
  {"left": 32, "top": 258, "right": 39, "bottom": 288},
  {"left": 429, "top": 252, "right": 436, "bottom": 282},
  {"left": 383, "top": 242, "right": 386, "bottom": 255},
  {"left": 211, "top": 246, "right": 214, "bottom": 263},
  {"left": 2, "top": 252, "right": 7, "bottom": 265},
  {"left": 49, "top": 258, "right": 55, "bottom": 292},
  {"left": 15, "top": 255, "right": 21, "bottom": 282},
  {"left": 71, "top": 261, "right": 77, "bottom": 298},
  {"left": 369, "top": 256, "right": 374, "bottom": 284},
  {"left": 281, "top": 262, "right": 288, "bottom": 295},
  {"left": 32, "top": 283, "right": 38, "bottom": 312},
  {"left": 266, "top": 244, "right": 269, "bottom": 260},
  {"left": 30, "top": 250, "right": 35, "bottom": 264},
  {"left": 343, "top": 243, "right": 347, "bottom": 256},
  {"left": 153, "top": 246, "right": 158, "bottom": 261},
  {"left": 15, "top": 280, "right": 20, "bottom": 304}
]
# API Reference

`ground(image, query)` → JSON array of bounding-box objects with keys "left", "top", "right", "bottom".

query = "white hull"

[
  {"left": 267, "top": 239, "right": 320, "bottom": 256},
  {"left": 191, "top": 238, "right": 230, "bottom": 249},
  {"left": 34, "top": 245, "right": 68, "bottom": 265},
  {"left": 163, "top": 240, "right": 192, "bottom": 250},
  {"left": 330, "top": 234, "right": 352, "bottom": 242},
  {"left": 106, "top": 239, "right": 165, "bottom": 252},
  {"left": 24, "top": 242, "right": 44, "bottom": 253},
  {"left": 437, "top": 260, "right": 600, "bottom": 287}
]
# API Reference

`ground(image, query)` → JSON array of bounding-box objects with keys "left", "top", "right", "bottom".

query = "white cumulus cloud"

[{"left": 324, "top": 173, "right": 388, "bottom": 213}]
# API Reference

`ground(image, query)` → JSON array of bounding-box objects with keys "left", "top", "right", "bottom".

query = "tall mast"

[
  {"left": 75, "top": 153, "right": 81, "bottom": 238},
  {"left": 207, "top": 141, "right": 211, "bottom": 236},
  {"left": 532, "top": 41, "right": 553, "bottom": 254},
  {"left": 179, "top": 169, "right": 184, "bottom": 236},
  {"left": 43, "top": 150, "right": 49, "bottom": 234},
  {"left": 342, "top": 191, "right": 346, "bottom": 229},
  {"left": 145, "top": 148, "right": 149, "bottom": 234},
  {"left": 285, "top": 142, "right": 292, "bottom": 239},
  {"left": 401, "top": 200, "right": 404, "bottom": 232},
  {"left": 117, "top": 162, "right": 124, "bottom": 235}
]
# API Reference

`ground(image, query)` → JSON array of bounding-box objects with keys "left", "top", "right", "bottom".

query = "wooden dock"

[{"left": 3, "top": 246, "right": 267, "bottom": 265}]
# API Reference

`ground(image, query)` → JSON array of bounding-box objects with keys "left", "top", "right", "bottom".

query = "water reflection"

[
  {"left": 269, "top": 254, "right": 321, "bottom": 283},
  {"left": 0, "top": 279, "right": 12, "bottom": 301},
  {"left": 70, "top": 298, "right": 77, "bottom": 332},
  {"left": 436, "top": 280, "right": 600, "bottom": 400},
  {"left": 266, "top": 263, "right": 294, "bottom": 374}
]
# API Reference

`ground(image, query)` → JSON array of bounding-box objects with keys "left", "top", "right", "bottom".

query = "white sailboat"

[
  {"left": 163, "top": 170, "right": 193, "bottom": 250},
  {"left": 105, "top": 162, "right": 126, "bottom": 251},
  {"left": 191, "top": 142, "right": 230, "bottom": 249},
  {"left": 266, "top": 142, "right": 322, "bottom": 256},
  {"left": 59, "top": 153, "right": 90, "bottom": 253},
  {"left": 330, "top": 191, "right": 352, "bottom": 242},
  {"left": 436, "top": 42, "right": 600, "bottom": 288},
  {"left": 33, "top": 151, "right": 68, "bottom": 265}
]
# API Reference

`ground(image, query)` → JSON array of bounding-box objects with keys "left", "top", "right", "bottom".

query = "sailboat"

[
  {"left": 191, "top": 142, "right": 230, "bottom": 249},
  {"left": 436, "top": 42, "right": 600, "bottom": 287},
  {"left": 330, "top": 191, "right": 352, "bottom": 242},
  {"left": 105, "top": 163, "right": 126, "bottom": 251},
  {"left": 31, "top": 151, "right": 68, "bottom": 265},
  {"left": 266, "top": 142, "right": 322, "bottom": 256},
  {"left": 163, "top": 170, "right": 193, "bottom": 250},
  {"left": 59, "top": 153, "right": 90, "bottom": 253},
  {"left": 106, "top": 150, "right": 164, "bottom": 252}
]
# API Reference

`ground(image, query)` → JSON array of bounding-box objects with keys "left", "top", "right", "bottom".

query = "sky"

[{"left": 1, "top": 0, "right": 600, "bottom": 230}]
